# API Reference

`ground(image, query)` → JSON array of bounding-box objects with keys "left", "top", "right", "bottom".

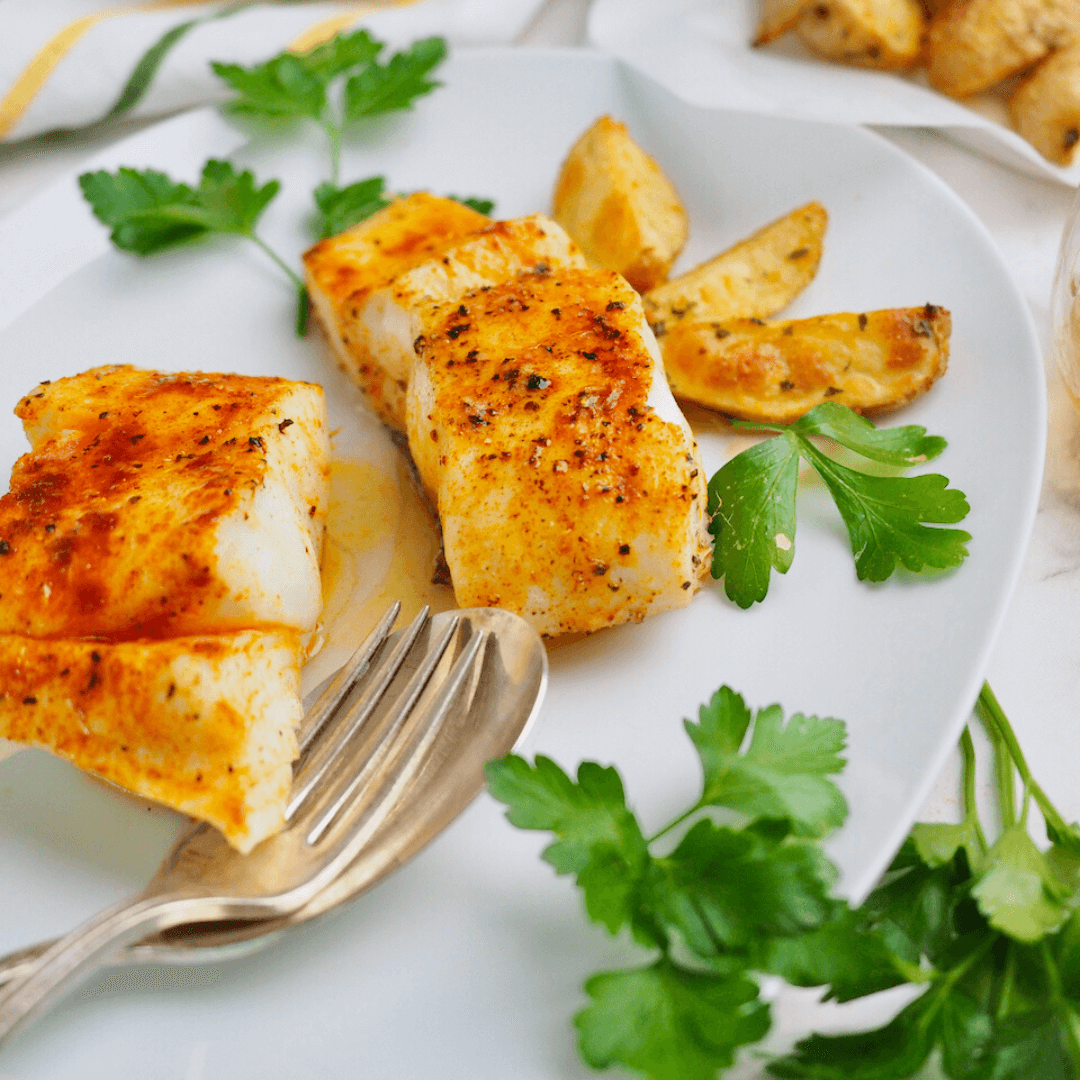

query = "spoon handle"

[{"left": 0, "top": 892, "right": 202, "bottom": 1048}]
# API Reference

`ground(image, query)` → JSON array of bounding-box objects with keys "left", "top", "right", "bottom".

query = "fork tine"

[
  {"left": 298, "top": 601, "right": 400, "bottom": 755},
  {"left": 297, "top": 615, "right": 462, "bottom": 837},
  {"left": 286, "top": 606, "right": 431, "bottom": 820},
  {"left": 304, "top": 626, "right": 487, "bottom": 847}
]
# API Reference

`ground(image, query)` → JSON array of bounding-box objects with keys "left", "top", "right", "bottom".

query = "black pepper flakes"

[
  {"left": 619, "top": 544, "right": 630, "bottom": 555},
  {"left": 606, "top": 301, "right": 625, "bottom": 312},
  {"left": 714, "top": 327, "right": 731, "bottom": 339},
  {"left": 858, "top": 313, "right": 868, "bottom": 330},
  {"left": 278, "top": 418, "right": 294, "bottom": 433},
  {"left": 447, "top": 323, "right": 470, "bottom": 339},
  {"left": 22, "top": 696, "right": 36, "bottom": 705},
  {"left": 526, "top": 374, "right": 550, "bottom": 390},
  {"left": 581, "top": 351, "right": 597, "bottom": 360},
  {"left": 249, "top": 436, "right": 264, "bottom": 449},
  {"left": 0, "top": 541, "right": 9, "bottom": 555},
  {"left": 199, "top": 436, "right": 210, "bottom": 445}
]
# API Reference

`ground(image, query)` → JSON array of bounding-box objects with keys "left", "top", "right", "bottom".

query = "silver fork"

[{"left": 0, "top": 603, "right": 485, "bottom": 1048}]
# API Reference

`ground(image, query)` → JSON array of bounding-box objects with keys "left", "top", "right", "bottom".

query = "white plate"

[
  {"left": 588, "top": 0, "right": 1080, "bottom": 187},
  {"left": 0, "top": 47, "right": 1044, "bottom": 1079}
]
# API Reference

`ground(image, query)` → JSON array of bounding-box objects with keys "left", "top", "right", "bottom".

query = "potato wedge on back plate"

[
  {"left": 796, "top": 0, "right": 926, "bottom": 71},
  {"left": 642, "top": 201, "right": 827, "bottom": 333},
  {"left": 552, "top": 115, "right": 688, "bottom": 292},
  {"left": 754, "top": 0, "right": 816, "bottom": 45},
  {"left": 1010, "top": 41, "right": 1080, "bottom": 165},
  {"left": 926, "top": 0, "right": 1080, "bottom": 97},
  {"left": 661, "top": 305, "right": 950, "bottom": 423}
]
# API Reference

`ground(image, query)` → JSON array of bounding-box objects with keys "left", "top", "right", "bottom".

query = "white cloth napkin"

[
  {"left": 588, "top": 0, "right": 1080, "bottom": 187},
  {"left": 1, "top": 0, "right": 546, "bottom": 143}
]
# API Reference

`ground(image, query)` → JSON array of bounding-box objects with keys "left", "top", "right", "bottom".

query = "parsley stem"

[
  {"left": 976, "top": 682, "right": 1071, "bottom": 842},
  {"left": 647, "top": 805, "right": 703, "bottom": 846},
  {"left": 245, "top": 233, "right": 308, "bottom": 338},
  {"left": 960, "top": 727, "right": 988, "bottom": 853},
  {"left": 247, "top": 233, "right": 304, "bottom": 291},
  {"left": 321, "top": 117, "right": 343, "bottom": 187},
  {"left": 976, "top": 684, "right": 1017, "bottom": 830}
]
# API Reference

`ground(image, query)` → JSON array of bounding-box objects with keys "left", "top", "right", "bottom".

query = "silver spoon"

[{"left": 0, "top": 606, "right": 547, "bottom": 990}]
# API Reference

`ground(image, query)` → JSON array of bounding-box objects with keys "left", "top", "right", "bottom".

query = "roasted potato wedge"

[
  {"left": 1011, "top": 42, "right": 1080, "bottom": 164},
  {"left": 660, "top": 305, "right": 950, "bottom": 423},
  {"left": 552, "top": 115, "right": 688, "bottom": 292},
  {"left": 755, "top": 0, "right": 816, "bottom": 44},
  {"left": 642, "top": 201, "right": 827, "bottom": 334},
  {"left": 926, "top": 0, "right": 1080, "bottom": 97},
  {"left": 796, "top": 0, "right": 926, "bottom": 70}
]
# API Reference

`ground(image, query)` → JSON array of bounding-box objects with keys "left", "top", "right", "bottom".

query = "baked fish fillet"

[
  {"left": 407, "top": 267, "right": 711, "bottom": 636},
  {"left": 0, "top": 365, "right": 330, "bottom": 639},
  {"left": 304, "top": 194, "right": 586, "bottom": 430},
  {"left": 0, "top": 629, "right": 301, "bottom": 852}
]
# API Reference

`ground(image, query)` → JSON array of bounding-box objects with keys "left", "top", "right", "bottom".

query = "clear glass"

[{"left": 1052, "top": 184, "right": 1080, "bottom": 410}]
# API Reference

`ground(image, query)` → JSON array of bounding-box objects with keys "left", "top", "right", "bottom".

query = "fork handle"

[{"left": 0, "top": 891, "right": 207, "bottom": 1048}]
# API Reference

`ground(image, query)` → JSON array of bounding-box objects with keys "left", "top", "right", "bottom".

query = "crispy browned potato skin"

[
  {"left": 661, "top": 305, "right": 950, "bottom": 423},
  {"left": 796, "top": 0, "right": 926, "bottom": 70},
  {"left": 755, "top": 0, "right": 816, "bottom": 44},
  {"left": 926, "top": 0, "right": 1080, "bottom": 97},
  {"left": 642, "top": 201, "right": 827, "bottom": 332},
  {"left": 1010, "top": 42, "right": 1080, "bottom": 164},
  {"left": 553, "top": 116, "right": 688, "bottom": 293}
]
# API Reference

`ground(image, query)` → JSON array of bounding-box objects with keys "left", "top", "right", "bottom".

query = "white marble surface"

[{"left": 2, "top": 0, "right": 1079, "bottom": 1071}]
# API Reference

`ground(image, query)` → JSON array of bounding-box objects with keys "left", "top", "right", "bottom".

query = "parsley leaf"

[
  {"left": 798, "top": 439, "right": 971, "bottom": 582},
  {"left": 483, "top": 755, "right": 651, "bottom": 936},
  {"left": 451, "top": 195, "right": 496, "bottom": 215},
  {"left": 709, "top": 402, "right": 970, "bottom": 606},
  {"left": 756, "top": 903, "right": 908, "bottom": 1002},
  {"left": 79, "top": 160, "right": 280, "bottom": 254},
  {"left": 344, "top": 36, "right": 447, "bottom": 119},
  {"left": 650, "top": 819, "right": 837, "bottom": 953},
  {"left": 301, "top": 28, "right": 382, "bottom": 83},
  {"left": 708, "top": 435, "right": 799, "bottom": 609},
  {"left": 791, "top": 401, "right": 946, "bottom": 466},
  {"left": 212, "top": 53, "right": 326, "bottom": 122},
  {"left": 971, "top": 826, "right": 1074, "bottom": 943},
  {"left": 685, "top": 687, "right": 848, "bottom": 838},
  {"left": 312, "top": 177, "right": 392, "bottom": 240},
  {"left": 79, "top": 160, "right": 307, "bottom": 334},
  {"left": 575, "top": 961, "right": 770, "bottom": 1080},
  {"left": 213, "top": 32, "right": 448, "bottom": 190}
]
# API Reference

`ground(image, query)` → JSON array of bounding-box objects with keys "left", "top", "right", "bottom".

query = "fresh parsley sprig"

[
  {"left": 212, "top": 33, "right": 446, "bottom": 189},
  {"left": 79, "top": 160, "right": 309, "bottom": 333},
  {"left": 771, "top": 683, "right": 1080, "bottom": 1079},
  {"left": 709, "top": 403, "right": 971, "bottom": 608},
  {"left": 490, "top": 684, "right": 1080, "bottom": 1079},
  {"left": 486, "top": 687, "right": 865, "bottom": 1080}
]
